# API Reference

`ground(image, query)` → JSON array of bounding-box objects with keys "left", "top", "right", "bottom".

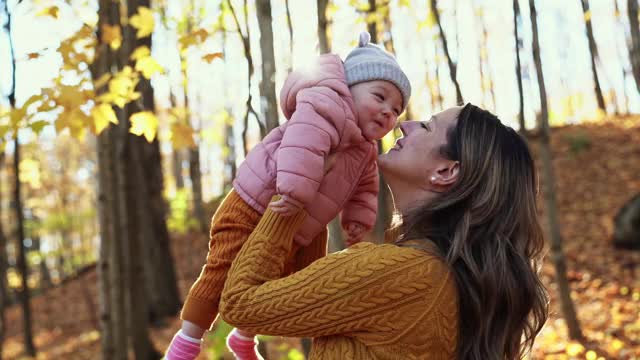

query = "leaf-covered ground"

[{"left": 3, "top": 119, "right": 640, "bottom": 359}]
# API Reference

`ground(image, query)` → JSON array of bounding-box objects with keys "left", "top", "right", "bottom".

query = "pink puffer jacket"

[{"left": 233, "top": 54, "right": 379, "bottom": 246}]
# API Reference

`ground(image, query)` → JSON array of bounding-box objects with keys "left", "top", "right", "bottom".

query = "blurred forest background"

[{"left": 0, "top": 0, "right": 639, "bottom": 358}]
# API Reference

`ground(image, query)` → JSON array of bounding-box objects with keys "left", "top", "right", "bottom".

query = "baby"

[{"left": 164, "top": 31, "right": 411, "bottom": 360}]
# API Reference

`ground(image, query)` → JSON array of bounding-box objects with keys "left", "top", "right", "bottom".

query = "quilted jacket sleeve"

[
  {"left": 341, "top": 160, "right": 379, "bottom": 231},
  {"left": 276, "top": 87, "right": 345, "bottom": 207}
]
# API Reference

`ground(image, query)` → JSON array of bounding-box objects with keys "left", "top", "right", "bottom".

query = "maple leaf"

[
  {"left": 170, "top": 122, "right": 196, "bottom": 149},
  {"left": 101, "top": 24, "right": 122, "bottom": 50},
  {"left": 91, "top": 103, "right": 119, "bottom": 135},
  {"left": 130, "top": 46, "right": 151, "bottom": 61},
  {"left": 129, "top": 111, "right": 158, "bottom": 142},
  {"left": 202, "top": 52, "right": 223, "bottom": 63},
  {"left": 30, "top": 120, "right": 49, "bottom": 135},
  {"left": 135, "top": 56, "right": 163, "bottom": 79},
  {"left": 130, "top": 6, "right": 155, "bottom": 39}
]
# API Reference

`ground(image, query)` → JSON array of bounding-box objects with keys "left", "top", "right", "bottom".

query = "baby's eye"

[{"left": 374, "top": 93, "right": 384, "bottom": 101}]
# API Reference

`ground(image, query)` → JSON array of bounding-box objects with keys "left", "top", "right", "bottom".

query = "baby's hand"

[
  {"left": 269, "top": 195, "right": 303, "bottom": 216},
  {"left": 345, "top": 223, "right": 366, "bottom": 246}
]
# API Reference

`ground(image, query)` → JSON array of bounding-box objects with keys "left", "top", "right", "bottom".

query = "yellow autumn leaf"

[
  {"left": 610, "top": 339, "right": 624, "bottom": 351},
  {"left": 101, "top": 24, "right": 122, "bottom": 50},
  {"left": 170, "top": 122, "right": 196, "bottom": 149},
  {"left": 130, "top": 6, "right": 155, "bottom": 39},
  {"left": 27, "top": 52, "right": 40, "bottom": 60},
  {"left": 586, "top": 350, "right": 597, "bottom": 360},
  {"left": 19, "top": 158, "right": 42, "bottom": 189},
  {"left": 566, "top": 342, "right": 584, "bottom": 356},
  {"left": 94, "top": 73, "right": 112, "bottom": 90},
  {"left": 418, "top": 12, "right": 437, "bottom": 31},
  {"left": 37, "top": 6, "right": 59, "bottom": 19},
  {"left": 101, "top": 66, "right": 141, "bottom": 108},
  {"left": 130, "top": 45, "right": 151, "bottom": 61},
  {"left": 135, "top": 56, "right": 163, "bottom": 79},
  {"left": 202, "top": 52, "right": 224, "bottom": 63},
  {"left": 91, "top": 103, "right": 119, "bottom": 134},
  {"left": 129, "top": 111, "right": 158, "bottom": 142},
  {"left": 30, "top": 120, "right": 49, "bottom": 135}
]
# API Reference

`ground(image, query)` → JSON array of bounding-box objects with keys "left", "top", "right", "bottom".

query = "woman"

[{"left": 219, "top": 104, "right": 549, "bottom": 359}]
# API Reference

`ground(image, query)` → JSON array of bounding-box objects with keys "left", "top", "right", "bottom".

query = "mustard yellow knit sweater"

[{"left": 219, "top": 208, "right": 459, "bottom": 359}]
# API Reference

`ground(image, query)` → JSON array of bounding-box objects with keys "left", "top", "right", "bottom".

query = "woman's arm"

[{"left": 219, "top": 201, "right": 446, "bottom": 338}]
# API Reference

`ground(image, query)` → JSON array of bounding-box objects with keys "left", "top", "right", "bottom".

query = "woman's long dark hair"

[{"left": 398, "top": 104, "right": 549, "bottom": 359}]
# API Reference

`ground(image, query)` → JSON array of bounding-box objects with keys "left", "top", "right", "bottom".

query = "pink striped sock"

[
  {"left": 226, "top": 329, "right": 264, "bottom": 360},
  {"left": 165, "top": 330, "right": 202, "bottom": 360}
]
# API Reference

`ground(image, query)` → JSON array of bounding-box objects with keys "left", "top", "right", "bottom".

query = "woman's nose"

[{"left": 399, "top": 121, "right": 417, "bottom": 135}]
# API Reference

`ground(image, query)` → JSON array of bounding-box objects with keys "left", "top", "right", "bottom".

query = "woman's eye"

[{"left": 421, "top": 123, "right": 430, "bottom": 132}]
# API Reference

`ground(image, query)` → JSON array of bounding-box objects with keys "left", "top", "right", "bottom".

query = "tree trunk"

[
  {"left": 284, "top": 0, "right": 294, "bottom": 71},
  {"left": 367, "top": 0, "right": 378, "bottom": 42},
  {"left": 431, "top": 0, "right": 463, "bottom": 105},
  {"left": 580, "top": 0, "right": 606, "bottom": 112},
  {"left": 0, "top": 151, "right": 9, "bottom": 359},
  {"left": 13, "top": 139, "right": 36, "bottom": 357},
  {"left": 92, "top": 1, "right": 119, "bottom": 356},
  {"left": 627, "top": 0, "right": 640, "bottom": 92},
  {"left": 480, "top": 15, "right": 496, "bottom": 111},
  {"left": 317, "top": 0, "right": 330, "bottom": 54},
  {"left": 513, "top": 0, "right": 526, "bottom": 135},
  {"left": 221, "top": 30, "right": 237, "bottom": 190},
  {"left": 96, "top": 124, "right": 115, "bottom": 359},
  {"left": 529, "top": 0, "right": 584, "bottom": 342},
  {"left": 173, "top": 150, "right": 184, "bottom": 190},
  {"left": 614, "top": 0, "right": 630, "bottom": 115},
  {"left": 256, "top": 0, "right": 279, "bottom": 134},
  {"left": 109, "top": 121, "right": 128, "bottom": 360},
  {"left": 189, "top": 148, "right": 208, "bottom": 233},
  {"left": 223, "top": 109, "right": 237, "bottom": 190},
  {"left": 228, "top": 0, "right": 263, "bottom": 154},
  {"left": 125, "top": 0, "right": 179, "bottom": 354},
  {"left": 4, "top": 1, "right": 36, "bottom": 354},
  {"left": 37, "top": 249, "right": 52, "bottom": 291},
  {"left": 328, "top": 219, "right": 345, "bottom": 252}
]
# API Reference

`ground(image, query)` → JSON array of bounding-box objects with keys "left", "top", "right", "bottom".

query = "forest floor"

[{"left": 3, "top": 118, "right": 640, "bottom": 359}]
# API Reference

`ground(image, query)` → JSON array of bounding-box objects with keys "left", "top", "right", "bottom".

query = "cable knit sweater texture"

[{"left": 219, "top": 205, "right": 459, "bottom": 359}]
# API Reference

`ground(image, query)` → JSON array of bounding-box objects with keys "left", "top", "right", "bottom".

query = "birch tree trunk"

[{"left": 529, "top": 0, "right": 584, "bottom": 341}]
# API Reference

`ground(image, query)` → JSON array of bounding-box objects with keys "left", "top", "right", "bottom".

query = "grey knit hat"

[{"left": 344, "top": 31, "right": 411, "bottom": 110}]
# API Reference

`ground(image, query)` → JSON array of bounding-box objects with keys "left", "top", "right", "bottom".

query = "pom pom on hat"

[{"left": 344, "top": 31, "right": 411, "bottom": 110}]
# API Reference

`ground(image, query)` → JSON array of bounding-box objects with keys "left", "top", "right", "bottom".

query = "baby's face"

[{"left": 350, "top": 80, "right": 403, "bottom": 141}]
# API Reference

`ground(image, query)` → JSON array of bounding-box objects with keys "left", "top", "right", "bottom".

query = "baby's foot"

[{"left": 226, "top": 329, "right": 263, "bottom": 360}]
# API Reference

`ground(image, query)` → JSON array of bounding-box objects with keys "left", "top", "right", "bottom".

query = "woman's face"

[{"left": 378, "top": 106, "right": 461, "bottom": 205}]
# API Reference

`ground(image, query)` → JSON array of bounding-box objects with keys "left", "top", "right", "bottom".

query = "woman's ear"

[{"left": 432, "top": 160, "right": 459, "bottom": 186}]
